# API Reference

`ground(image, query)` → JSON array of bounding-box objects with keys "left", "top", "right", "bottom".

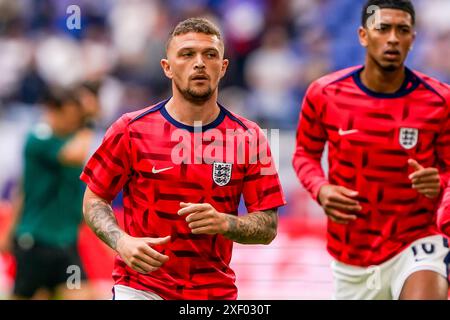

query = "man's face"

[
  {"left": 59, "top": 102, "right": 84, "bottom": 133},
  {"left": 161, "top": 32, "right": 229, "bottom": 104},
  {"left": 359, "top": 8, "right": 416, "bottom": 71}
]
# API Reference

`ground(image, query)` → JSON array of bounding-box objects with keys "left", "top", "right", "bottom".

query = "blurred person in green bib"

[{"left": 4, "top": 87, "right": 97, "bottom": 299}]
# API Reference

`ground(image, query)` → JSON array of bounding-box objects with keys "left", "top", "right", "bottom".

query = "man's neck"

[
  {"left": 360, "top": 58, "right": 406, "bottom": 94},
  {"left": 165, "top": 91, "right": 220, "bottom": 127}
]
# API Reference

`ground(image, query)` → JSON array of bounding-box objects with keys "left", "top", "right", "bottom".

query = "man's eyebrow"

[
  {"left": 377, "top": 22, "right": 412, "bottom": 28},
  {"left": 203, "top": 48, "right": 220, "bottom": 53},
  {"left": 177, "top": 47, "right": 220, "bottom": 53},
  {"left": 178, "top": 47, "right": 194, "bottom": 52}
]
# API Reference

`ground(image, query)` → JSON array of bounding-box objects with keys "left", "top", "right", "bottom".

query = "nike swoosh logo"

[
  {"left": 152, "top": 166, "right": 173, "bottom": 174},
  {"left": 339, "top": 129, "right": 359, "bottom": 136}
]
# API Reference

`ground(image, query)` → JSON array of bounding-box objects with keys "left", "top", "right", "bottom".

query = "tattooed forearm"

[
  {"left": 84, "top": 199, "right": 124, "bottom": 250},
  {"left": 223, "top": 209, "right": 278, "bottom": 244}
]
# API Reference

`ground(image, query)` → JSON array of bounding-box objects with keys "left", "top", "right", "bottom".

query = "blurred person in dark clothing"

[{"left": 1, "top": 87, "right": 97, "bottom": 299}]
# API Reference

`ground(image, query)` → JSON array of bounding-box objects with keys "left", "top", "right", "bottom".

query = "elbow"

[
  {"left": 82, "top": 199, "right": 90, "bottom": 224},
  {"left": 263, "top": 227, "right": 277, "bottom": 245}
]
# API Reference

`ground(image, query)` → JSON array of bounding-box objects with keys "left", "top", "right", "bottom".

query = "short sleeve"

[
  {"left": 242, "top": 126, "right": 286, "bottom": 213},
  {"left": 80, "top": 115, "right": 132, "bottom": 202}
]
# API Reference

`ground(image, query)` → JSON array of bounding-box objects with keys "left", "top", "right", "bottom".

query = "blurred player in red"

[
  {"left": 81, "top": 18, "right": 286, "bottom": 300},
  {"left": 293, "top": 0, "right": 450, "bottom": 299}
]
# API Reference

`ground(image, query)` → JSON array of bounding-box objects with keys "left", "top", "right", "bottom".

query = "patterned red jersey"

[
  {"left": 293, "top": 66, "right": 450, "bottom": 267},
  {"left": 81, "top": 99, "right": 286, "bottom": 299},
  {"left": 438, "top": 185, "right": 450, "bottom": 236}
]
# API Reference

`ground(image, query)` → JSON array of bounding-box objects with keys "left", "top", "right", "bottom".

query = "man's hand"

[
  {"left": 318, "top": 184, "right": 361, "bottom": 224},
  {"left": 115, "top": 234, "right": 170, "bottom": 274},
  {"left": 178, "top": 202, "right": 228, "bottom": 235},
  {"left": 0, "top": 234, "right": 12, "bottom": 253},
  {"left": 408, "top": 159, "right": 441, "bottom": 199}
]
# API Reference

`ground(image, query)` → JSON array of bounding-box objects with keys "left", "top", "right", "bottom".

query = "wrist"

[
  {"left": 222, "top": 213, "right": 237, "bottom": 236},
  {"left": 317, "top": 184, "right": 331, "bottom": 205},
  {"left": 115, "top": 232, "right": 128, "bottom": 253}
]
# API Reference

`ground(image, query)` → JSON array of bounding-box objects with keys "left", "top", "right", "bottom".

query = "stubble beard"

[{"left": 175, "top": 81, "right": 214, "bottom": 105}]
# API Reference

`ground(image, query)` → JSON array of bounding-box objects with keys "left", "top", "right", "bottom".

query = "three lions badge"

[
  {"left": 213, "top": 162, "right": 232, "bottom": 186},
  {"left": 399, "top": 128, "right": 418, "bottom": 150}
]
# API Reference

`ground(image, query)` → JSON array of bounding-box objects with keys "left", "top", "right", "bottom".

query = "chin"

[
  {"left": 380, "top": 63, "right": 401, "bottom": 72},
  {"left": 182, "top": 88, "right": 213, "bottom": 104}
]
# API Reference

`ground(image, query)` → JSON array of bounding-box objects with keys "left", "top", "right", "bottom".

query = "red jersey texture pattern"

[
  {"left": 81, "top": 100, "right": 286, "bottom": 299},
  {"left": 293, "top": 66, "right": 450, "bottom": 267}
]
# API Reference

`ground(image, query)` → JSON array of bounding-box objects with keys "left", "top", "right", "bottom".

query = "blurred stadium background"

[{"left": 0, "top": 0, "right": 449, "bottom": 299}]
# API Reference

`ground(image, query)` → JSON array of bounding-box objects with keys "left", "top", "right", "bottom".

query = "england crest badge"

[
  {"left": 399, "top": 128, "right": 418, "bottom": 150},
  {"left": 213, "top": 162, "right": 232, "bottom": 186}
]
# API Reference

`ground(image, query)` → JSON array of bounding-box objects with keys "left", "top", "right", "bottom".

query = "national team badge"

[
  {"left": 399, "top": 128, "right": 418, "bottom": 150},
  {"left": 212, "top": 162, "right": 232, "bottom": 186}
]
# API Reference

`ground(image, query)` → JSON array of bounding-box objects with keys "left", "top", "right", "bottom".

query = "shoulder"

[
  {"left": 25, "top": 123, "right": 58, "bottom": 151},
  {"left": 307, "top": 66, "right": 362, "bottom": 95},
  {"left": 107, "top": 101, "right": 167, "bottom": 134},
  {"left": 221, "top": 106, "right": 261, "bottom": 133},
  {"left": 412, "top": 69, "right": 450, "bottom": 103},
  {"left": 28, "top": 123, "right": 53, "bottom": 141}
]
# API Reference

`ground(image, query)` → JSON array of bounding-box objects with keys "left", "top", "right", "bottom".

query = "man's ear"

[
  {"left": 358, "top": 26, "right": 369, "bottom": 48},
  {"left": 411, "top": 30, "right": 417, "bottom": 50},
  {"left": 160, "top": 59, "right": 173, "bottom": 79},
  {"left": 220, "top": 59, "right": 229, "bottom": 79}
]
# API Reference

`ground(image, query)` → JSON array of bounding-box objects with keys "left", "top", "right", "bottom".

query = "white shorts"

[
  {"left": 112, "top": 285, "right": 163, "bottom": 300},
  {"left": 332, "top": 235, "right": 450, "bottom": 300}
]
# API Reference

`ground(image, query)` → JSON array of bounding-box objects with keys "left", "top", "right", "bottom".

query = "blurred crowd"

[{"left": 0, "top": 0, "right": 449, "bottom": 202}]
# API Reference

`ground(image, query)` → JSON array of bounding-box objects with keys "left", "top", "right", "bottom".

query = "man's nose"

[
  {"left": 387, "top": 29, "right": 400, "bottom": 45},
  {"left": 194, "top": 54, "right": 205, "bottom": 69}
]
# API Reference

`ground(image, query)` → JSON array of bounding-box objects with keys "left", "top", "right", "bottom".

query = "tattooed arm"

[
  {"left": 223, "top": 209, "right": 277, "bottom": 244},
  {"left": 83, "top": 188, "right": 124, "bottom": 249},
  {"left": 178, "top": 202, "right": 278, "bottom": 245},
  {"left": 83, "top": 187, "right": 170, "bottom": 274}
]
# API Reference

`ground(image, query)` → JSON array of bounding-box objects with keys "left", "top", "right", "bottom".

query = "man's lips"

[
  {"left": 384, "top": 50, "right": 401, "bottom": 58},
  {"left": 190, "top": 74, "right": 209, "bottom": 81}
]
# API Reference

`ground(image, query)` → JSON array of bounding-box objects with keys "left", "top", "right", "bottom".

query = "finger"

[
  {"left": 415, "top": 189, "right": 440, "bottom": 197},
  {"left": 328, "top": 214, "right": 350, "bottom": 225},
  {"left": 326, "top": 202, "right": 362, "bottom": 212},
  {"left": 190, "top": 226, "right": 216, "bottom": 235},
  {"left": 131, "top": 260, "right": 154, "bottom": 274},
  {"left": 408, "top": 159, "right": 424, "bottom": 172},
  {"left": 178, "top": 203, "right": 210, "bottom": 216},
  {"left": 326, "top": 209, "right": 357, "bottom": 221},
  {"left": 185, "top": 211, "right": 210, "bottom": 223},
  {"left": 409, "top": 168, "right": 438, "bottom": 180},
  {"left": 140, "top": 245, "right": 170, "bottom": 263},
  {"left": 328, "top": 194, "right": 360, "bottom": 206},
  {"left": 412, "top": 183, "right": 441, "bottom": 191},
  {"left": 145, "top": 235, "right": 171, "bottom": 246},
  {"left": 179, "top": 202, "right": 192, "bottom": 208},
  {"left": 188, "top": 219, "right": 213, "bottom": 230},
  {"left": 411, "top": 176, "right": 440, "bottom": 184},
  {"left": 338, "top": 187, "right": 359, "bottom": 198},
  {"left": 134, "top": 252, "right": 165, "bottom": 268},
  {"left": 132, "top": 266, "right": 149, "bottom": 274}
]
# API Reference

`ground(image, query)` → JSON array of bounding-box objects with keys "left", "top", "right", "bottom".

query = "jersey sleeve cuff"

[
  {"left": 80, "top": 172, "right": 115, "bottom": 202},
  {"left": 312, "top": 179, "right": 329, "bottom": 202}
]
